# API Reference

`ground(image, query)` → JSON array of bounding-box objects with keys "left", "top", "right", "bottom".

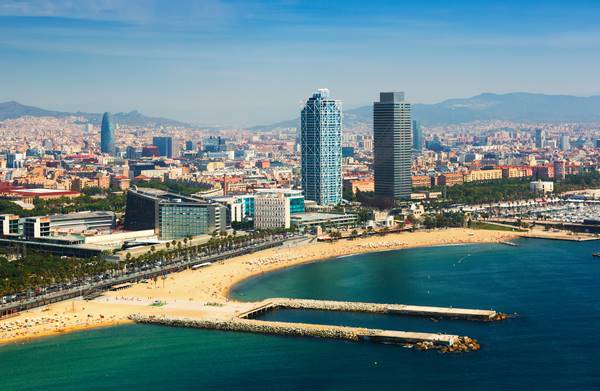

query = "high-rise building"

[
  {"left": 412, "top": 120, "right": 422, "bottom": 150},
  {"left": 373, "top": 92, "right": 412, "bottom": 201},
  {"left": 300, "top": 88, "right": 342, "bottom": 205},
  {"left": 153, "top": 136, "right": 173, "bottom": 158},
  {"left": 559, "top": 134, "right": 570, "bottom": 151},
  {"left": 535, "top": 129, "right": 545, "bottom": 149},
  {"left": 100, "top": 112, "right": 116, "bottom": 155}
]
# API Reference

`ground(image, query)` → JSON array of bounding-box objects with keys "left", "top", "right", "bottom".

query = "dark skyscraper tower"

[
  {"left": 100, "top": 112, "right": 115, "bottom": 155},
  {"left": 412, "top": 120, "right": 422, "bottom": 150},
  {"left": 373, "top": 92, "right": 412, "bottom": 201},
  {"left": 153, "top": 136, "right": 173, "bottom": 158}
]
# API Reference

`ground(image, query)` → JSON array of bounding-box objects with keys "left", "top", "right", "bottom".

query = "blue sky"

[{"left": 1, "top": 0, "right": 600, "bottom": 126}]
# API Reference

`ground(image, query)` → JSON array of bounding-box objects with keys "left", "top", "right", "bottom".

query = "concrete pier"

[{"left": 239, "top": 298, "right": 501, "bottom": 321}]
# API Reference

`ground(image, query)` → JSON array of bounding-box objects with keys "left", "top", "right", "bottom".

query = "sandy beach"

[{"left": 0, "top": 228, "right": 517, "bottom": 345}]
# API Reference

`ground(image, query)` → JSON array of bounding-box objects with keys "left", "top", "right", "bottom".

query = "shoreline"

[
  {"left": 222, "top": 231, "right": 515, "bottom": 300},
  {"left": 0, "top": 228, "right": 518, "bottom": 346}
]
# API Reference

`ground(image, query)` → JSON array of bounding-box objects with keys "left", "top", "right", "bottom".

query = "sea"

[{"left": 1, "top": 238, "right": 600, "bottom": 390}]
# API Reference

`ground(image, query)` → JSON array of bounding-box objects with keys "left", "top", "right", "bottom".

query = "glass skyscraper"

[
  {"left": 373, "top": 92, "right": 412, "bottom": 201},
  {"left": 153, "top": 136, "right": 173, "bottom": 158},
  {"left": 100, "top": 112, "right": 115, "bottom": 155},
  {"left": 300, "top": 89, "right": 342, "bottom": 206},
  {"left": 412, "top": 120, "right": 422, "bottom": 150}
]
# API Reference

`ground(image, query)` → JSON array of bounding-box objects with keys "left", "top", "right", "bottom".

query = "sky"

[{"left": 1, "top": 0, "right": 600, "bottom": 127}]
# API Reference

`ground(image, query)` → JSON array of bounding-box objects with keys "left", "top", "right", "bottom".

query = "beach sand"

[{"left": 0, "top": 228, "right": 517, "bottom": 345}]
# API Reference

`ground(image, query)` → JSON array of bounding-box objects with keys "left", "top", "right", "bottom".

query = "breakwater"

[
  {"left": 239, "top": 298, "right": 506, "bottom": 321},
  {"left": 129, "top": 314, "right": 480, "bottom": 352}
]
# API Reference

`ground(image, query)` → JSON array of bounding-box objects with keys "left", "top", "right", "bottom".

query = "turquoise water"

[{"left": 2, "top": 238, "right": 600, "bottom": 390}]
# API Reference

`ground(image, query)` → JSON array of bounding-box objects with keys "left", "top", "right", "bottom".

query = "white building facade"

[{"left": 254, "top": 192, "right": 291, "bottom": 230}]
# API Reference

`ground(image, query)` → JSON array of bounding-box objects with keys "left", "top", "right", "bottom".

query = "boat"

[{"left": 593, "top": 253, "right": 600, "bottom": 258}]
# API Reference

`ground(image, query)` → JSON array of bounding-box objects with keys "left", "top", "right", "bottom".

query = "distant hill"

[
  {"left": 0, "top": 101, "right": 67, "bottom": 119},
  {"left": 0, "top": 101, "right": 191, "bottom": 127},
  {"left": 249, "top": 92, "right": 600, "bottom": 130}
]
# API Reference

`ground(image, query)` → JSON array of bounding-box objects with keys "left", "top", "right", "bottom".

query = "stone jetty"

[
  {"left": 129, "top": 314, "right": 480, "bottom": 352},
  {"left": 239, "top": 298, "right": 505, "bottom": 321},
  {"left": 126, "top": 297, "right": 507, "bottom": 353}
]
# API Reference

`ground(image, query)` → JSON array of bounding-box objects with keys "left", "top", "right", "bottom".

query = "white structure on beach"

[
  {"left": 254, "top": 191, "right": 291, "bottom": 230},
  {"left": 530, "top": 180, "right": 554, "bottom": 194}
]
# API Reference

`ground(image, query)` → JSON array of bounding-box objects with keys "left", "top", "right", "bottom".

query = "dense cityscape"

[{"left": 2, "top": 1, "right": 600, "bottom": 390}]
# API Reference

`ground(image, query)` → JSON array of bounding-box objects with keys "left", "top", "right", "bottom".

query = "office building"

[
  {"left": 100, "top": 112, "right": 116, "bottom": 155},
  {"left": 373, "top": 92, "right": 412, "bottom": 200},
  {"left": 254, "top": 192, "right": 291, "bottom": 230},
  {"left": 6, "top": 153, "right": 25, "bottom": 168},
  {"left": 126, "top": 146, "right": 142, "bottom": 160},
  {"left": 205, "top": 194, "right": 255, "bottom": 223},
  {"left": 153, "top": 136, "right": 173, "bottom": 158},
  {"left": 23, "top": 211, "right": 116, "bottom": 239},
  {"left": 412, "top": 120, "right": 422, "bottom": 150},
  {"left": 535, "top": 129, "right": 545, "bottom": 149},
  {"left": 559, "top": 134, "right": 570, "bottom": 151},
  {"left": 300, "top": 88, "right": 343, "bottom": 205},
  {"left": 0, "top": 214, "right": 20, "bottom": 236},
  {"left": 124, "top": 187, "right": 227, "bottom": 239}
]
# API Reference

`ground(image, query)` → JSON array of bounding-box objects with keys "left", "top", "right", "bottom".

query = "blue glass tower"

[
  {"left": 412, "top": 120, "right": 422, "bottom": 150},
  {"left": 153, "top": 136, "right": 173, "bottom": 158},
  {"left": 300, "top": 88, "right": 343, "bottom": 205},
  {"left": 100, "top": 112, "right": 115, "bottom": 155}
]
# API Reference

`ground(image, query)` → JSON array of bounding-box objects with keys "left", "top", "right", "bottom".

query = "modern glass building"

[
  {"left": 373, "top": 92, "right": 412, "bottom": 201},
  {"left": 124, "top": 187, "right": 227, "bottom": 239},
  {"left": 535, "top": 129, "right": 545, "bottom": 149},
  {"left": 153, "top": 136, "right": 173, "bottom": 158},
  {"left": 100, "top": 112, "right": 115, "bottom": 155},
  {"left": 412, "top": 120, "right": 423, "bottom": 151},
  {"left": 159, "top": 204, "right": 213, "bottom": 240},
  {"left": 300, "top": 88, "right": 343, "bottom": 206}
]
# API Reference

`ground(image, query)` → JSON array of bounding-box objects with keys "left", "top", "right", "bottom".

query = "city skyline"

[{"left": 2, "top": 0, "right": 600, "bottom": 126}]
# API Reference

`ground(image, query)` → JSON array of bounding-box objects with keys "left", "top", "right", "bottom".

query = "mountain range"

[
  {"left": 2, "top": 92, "right": 600, "bottom": 130},
  {"left": 249, "top": 92, "right": 600, "bottom": 130},
  {"left": 0, "top": 101, "right": 190, "bottom": 127}
]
